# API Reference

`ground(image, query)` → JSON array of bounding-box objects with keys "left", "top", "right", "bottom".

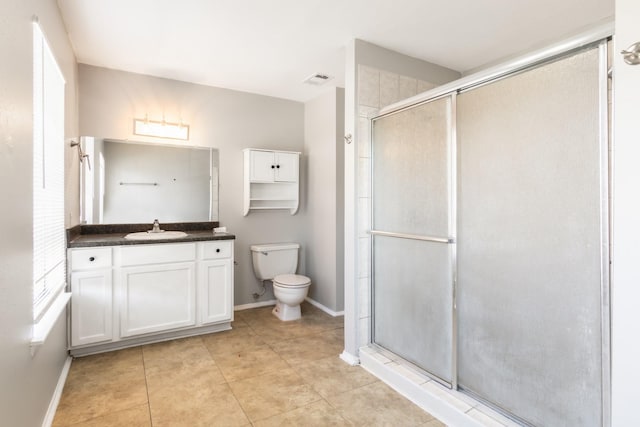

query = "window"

[{"left": 32, "top": 22, "right": 66, "bottom": 324}]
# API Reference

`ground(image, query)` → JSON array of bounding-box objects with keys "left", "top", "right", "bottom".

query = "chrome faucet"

[{"left": 151, "top": 219, "right": 161, "bottom": 233}]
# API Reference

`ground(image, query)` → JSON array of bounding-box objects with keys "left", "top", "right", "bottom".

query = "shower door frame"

[{"left": 367, "top": 31, "right": 612, "bottom": 426}]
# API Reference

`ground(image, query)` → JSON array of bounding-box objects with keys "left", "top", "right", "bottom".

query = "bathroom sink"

[{"left": 124, "top": 231, "right": 188, "bottom": 240}]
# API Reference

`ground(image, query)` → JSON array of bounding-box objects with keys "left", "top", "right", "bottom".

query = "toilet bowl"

[
  {"left": 272, "top": 273, "right": 311, "bottom": 321},
  {"left": 250, "top": 243, "right": 311, "bottom": 321}
]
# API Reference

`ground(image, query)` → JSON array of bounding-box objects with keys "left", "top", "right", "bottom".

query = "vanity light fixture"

[{"left": 133, "top": 116, "right": 189, "bottom": 140}]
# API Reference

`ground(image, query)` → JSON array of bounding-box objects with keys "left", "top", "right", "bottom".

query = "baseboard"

[
  {"left": 234, "top": 299, "right": 277, "bottom": 311},
  {"left": 42, "top": 356, "right": 72, "bottom": 427},
  {"left": 340, "top": 350, "right": 360, "bottom": 366},
  {"left": 305, "top": 297, "right": 345, "bottom": 317}
]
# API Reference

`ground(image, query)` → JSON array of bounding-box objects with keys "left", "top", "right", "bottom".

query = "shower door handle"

[{"left": 369, "top": 229, "right": 454, "bottom": 244}]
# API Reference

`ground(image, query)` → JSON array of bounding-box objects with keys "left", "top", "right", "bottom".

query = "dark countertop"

[{"left": 67, "top": 222, "right": 235, "bottom": 248}]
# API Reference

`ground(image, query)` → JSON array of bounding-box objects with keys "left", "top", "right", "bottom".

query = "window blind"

[{"left": 33, "top": 23, "right": 66, "bottom": 321}]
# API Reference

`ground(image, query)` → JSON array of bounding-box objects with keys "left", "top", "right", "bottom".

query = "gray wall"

[
  {"left": 78, "top": 65, "right": 308, "bottom": 306},
  {"left": 0, "top": 0, "right": 79, "bottom": 425},
  {"left": 303, "top": 88, "right": 345, "bottom": 312}
]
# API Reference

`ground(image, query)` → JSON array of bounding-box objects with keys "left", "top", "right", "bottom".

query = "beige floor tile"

[
  {"left": 327, "top": 381, "right": 434, "bottom": 427},
  {"left": 54, "top": 404, "right": 151, "bottom": 427},
  {"left": 269, "top": 328, "right": 344, "bottom": 365},
  {"left": 239, "top": 303, "right": 342, "bottom": 342},
  {"left": 253, "top": 399, "right": 353, "bottom": 427},
  {"left": 142, "top": 336, "right": 228, "bottom": 385},
  {"left": 53, "top": 375, "right": 148, "bottom": 426},
  {"left": 249, "top": 319, "right": 332, "bottom": 344},
  {"left": 202, "top": 327, "right": 266, "bottom": 358},
  {"left": 293, "top": 356, "right": 379, "bottom": 399},
  {"left": 231, "top": 315, "right": 250, "bottom": 329},
  {"left": 298, "top": 304, "right": 345, "bottom": 329},
  {"left": 215, "top": 345, "right": 289, "bottom": 382},
  {"left": 142, "top": 336, "right": 210, "bottom": 373},
  {"left": 229, "top": 367, "right": 323, "bottom": 422},
  {"left": 235, "top": 305, "right": 277, "bottom": 326},
  {"left": 145, "top": 358, "right": 226, "bottom": 391},
  {"left": 149, "top": 380, "right": 250, "bottom": 427},
  {"left": 53, "top": 349, "right": 148, "bottom": 426},
  {"left": 55, "top": 305, "right": 447, "bottom": 427},
  {"left": 67, "top": 347, "right": 143, "bottom": 379}
]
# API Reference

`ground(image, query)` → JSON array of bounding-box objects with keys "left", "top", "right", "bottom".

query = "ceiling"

[{"left": 57, "top": 0, "right": 613, "bottom": 103}]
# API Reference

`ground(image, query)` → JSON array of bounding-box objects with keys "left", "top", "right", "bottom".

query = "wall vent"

[{"left": 303, "top": 73, "right": 334, "bottom": 86}]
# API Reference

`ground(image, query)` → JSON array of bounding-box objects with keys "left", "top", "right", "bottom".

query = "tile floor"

[{"left": 53, "top": 303, "right": 445, "bottom": 426}]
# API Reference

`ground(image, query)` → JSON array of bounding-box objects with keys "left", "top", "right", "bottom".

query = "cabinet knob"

[
  {"left": 89, "top": 256, "right": 95, "bottom": 262},
  {"left": 271, "top": 165, "right": 275, "bottom": 169},
  {"left": 276, "top": 165, "right": 280, "bottom": 168},
  {"left": 216, "top": 248, "right": 221, "bottom": 253}
]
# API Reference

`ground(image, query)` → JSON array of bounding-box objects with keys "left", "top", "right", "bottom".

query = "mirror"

[{"left": 80, "top": 137, "right": 219, "bottom": 224}]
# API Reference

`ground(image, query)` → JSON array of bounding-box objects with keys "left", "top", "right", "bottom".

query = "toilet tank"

[{"left": 250, "top": 243, "right": 300, "bottom": 280}]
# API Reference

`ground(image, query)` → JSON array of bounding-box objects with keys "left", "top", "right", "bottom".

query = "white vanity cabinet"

[
  {"left": 243, "top": 148, "right": 300, "bottom": 215},
  {"left": 69, "top": 247, "right": 113, "bottom": 347},
  {"left": 199, "top": 241, "right": 233, "bottom": 324},
  {"left": 68, "top": 239, "right": 234, "bottom": 356},
  {"left": 119, "top": 243, "right": 197, "bottom": 338}
]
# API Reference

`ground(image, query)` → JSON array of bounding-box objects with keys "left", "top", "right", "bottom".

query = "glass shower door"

[
  {"left": 456, "top": 46, "right": 607, "bottom": 426},
  {"left": 371, "top": 96, "right": 454, "bottom": 384}
]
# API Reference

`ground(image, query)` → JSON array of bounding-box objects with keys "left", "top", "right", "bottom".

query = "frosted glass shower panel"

[
  {"left": 373, "top": 235, "right": 452, "bottom": 382},
  {"left": 457, "top": 47, "right": 604, "bottom": 426},
  {"left": 372, "top": 98, "right": 450, "bottom": 237},
  {"left": 371, "top": 95, "right": 453, "bottom": 384}
]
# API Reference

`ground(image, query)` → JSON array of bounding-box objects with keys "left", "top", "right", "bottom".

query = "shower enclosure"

[{"left": 370, "top": 41, "right": 609, "bottom": 426}]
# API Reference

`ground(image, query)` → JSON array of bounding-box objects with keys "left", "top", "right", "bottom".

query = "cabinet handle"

[
  {"left": 216, "top": 248, "right": 221, "bottom": 253},
  {"left": 276, "top": 165, "right": 280, "bottom": 168},
  {"left": 271, "top": 165, "right": 275, "bottom": 169},
  {"left": 89, "top": 256, "right": 95, "bottom": 262}
]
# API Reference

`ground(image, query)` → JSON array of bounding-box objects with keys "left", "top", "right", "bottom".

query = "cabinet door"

[
  {"left": 199, "top": 259, "right": 233, "bottom": 325},
  {"left": 120, "top": 262, "right": 196, "bottom": 337},
  {"left": 274, "top": 152, "right": 298, "bottom": 182},
  {"left": 71, "top": 269, "right": 113, "bottom": 347},
  {"left": 249, "top": 150, "right": 276, "bottom": 182}
]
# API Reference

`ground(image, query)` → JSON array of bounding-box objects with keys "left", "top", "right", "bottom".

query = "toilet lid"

[{"left": 273, "top": 274, "right": 311, "bottom": 287}]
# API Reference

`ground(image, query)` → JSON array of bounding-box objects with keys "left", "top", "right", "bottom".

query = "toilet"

[{"left": 250, "top": 243, "right": 311, "bottom": 321}]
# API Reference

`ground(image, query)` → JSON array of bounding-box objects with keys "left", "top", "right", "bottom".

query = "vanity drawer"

[
  {"left": 202, "top": 241, "right": 232, "bottom": 260},
  {"left": 71, "top": 247, "right": 112, "bottom": 270}
]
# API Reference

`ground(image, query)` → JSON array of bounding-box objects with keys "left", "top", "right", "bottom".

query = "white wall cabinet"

[
  {"left": 68, "top": 239, "right": 234, "bottom": 355},
  {"left": 244, "top": 148, "right": 300, "bottom": 215}
]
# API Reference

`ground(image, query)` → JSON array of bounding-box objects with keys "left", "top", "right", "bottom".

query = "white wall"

[
  {"left": 304, "top": 87, "right": 345, "bottom": 312},
  {"left": 611, "top": 0, "right": 640, "bottom": 424},
  {"left": 77, "top": 65, "right": 308, "bottom": 306},
  {"left": 0, "top": 0, "right": 79, "bottom": 425}
]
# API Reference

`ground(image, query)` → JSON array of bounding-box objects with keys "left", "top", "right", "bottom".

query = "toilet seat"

[{"left": 273, "top": 274, "right": 311, "bottom": 288}]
